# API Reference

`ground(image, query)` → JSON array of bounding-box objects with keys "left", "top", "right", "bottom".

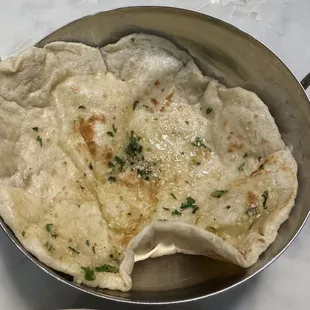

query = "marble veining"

[{"left": 0, "top": 1, "right": 309, "bottom": 309}]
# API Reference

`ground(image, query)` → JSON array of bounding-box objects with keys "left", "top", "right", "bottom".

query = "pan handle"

[{"left": 301, "top": 73, "right": 310, "bottom": 90}]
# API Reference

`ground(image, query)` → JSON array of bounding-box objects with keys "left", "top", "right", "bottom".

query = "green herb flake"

[
  {"left": 32, "top": 127, "right": 39, "bottom": 132},
  {"left": 22, "top": 231, "right": 26, "bottom": 237},
  {"left": 107, "top": 131, "right": 114, "bottom": 137},
  {"left": 78, "top": 105, "right": 86, "bottom": 109},
  {"left": 108, "top": 162, "right": 115, "bottom": 168},
  {"left": 95, "top": 264, "right": 119, "bottom": 273},
  {"left": 170, "top": 193, "right": 177, "bottom": 200},
  {"left": 92, "top": 245, "right": 96, "bottom": 254},
  {"left": 243, "top": 153, "right": 248, "bottom": 158},
  {"left": 45, "top": 242, "right": 55, "bottom": 252},
  {"left": 185, "top": 120, "right": 189, "bottom": 125},
  {"left": 109, "top": 254, "right": 114, "bottom": 259},
  {"left": 86, "top": 240, "right": 90, "bottom": 246},
  {"left": 163, "top": 207, "right": 170, "bottom": 211},
  {"left": 226, "top": 205, "right": 231, "bottom": 210},
  {"left": 191, "top": 137, "right": 210, "bottom": 151},
  {"left": 133, "top": 100, "right": 139, "bottom": 110},
  {"left": 45, "top": 223, "right": 57, "bottom": 238},
  {"left": 115, "top": 156, "right": 125, "bottom": 171},
  {"left": 112, "top": 123, "right": 117, "bottom": 133},
  {"left": 36, "top": 135, "right": 43, "bottom": 147},
  {"left": 127, "top": 213, "right": 132, "bottom": 216},
  {"left": 125, "top": 131, "right": 143, "bottom": 158},
  {"left": 68, "top": 247, "right": 80, "bottom": 255},
  {"left": 81, "top": 267, "right": 96, "bottom": 281},
  {"left": 45, "top": 223, "right": 53, "bottom": 232},
  {"left": 262, "top": 190, "right": 269, "bottom": 209},
  {"left": 89, "top": 163, "right": 93, "bottom": 170},
  {"left": 206, "top": 107, "right": 213, "bottom": 114},
  {"left": 171, "top": 209, "right": 182, "bottom": 216},
  {"left": 180, "top": 197, "right": 199, "bottom": 214},
  {"left": 137, "top": 168, "right": 152, "bottom": 181},
  {"left": 238, "top": 162, "right": 245, "bottom": 172},
  {"left": 108, "top": 176, "right": 116, "bottom": 183},
  {"left": 211, "top": 190, "right": 228, "bottom": 198}
]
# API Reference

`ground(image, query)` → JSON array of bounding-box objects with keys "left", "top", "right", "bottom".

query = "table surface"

[{"left": 0, "top": 1, "right": 309, "bottom": 309}]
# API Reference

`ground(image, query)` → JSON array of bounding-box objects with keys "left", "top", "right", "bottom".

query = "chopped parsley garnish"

[
  {"left": 137, "top": 168, "right": 152, "bottom": 181},
  {"left": 125, "top": 131, "right": 143, "bottom": 158},
  {"left": 81, "top": 267, "right": 96, "bottom": 281},
  {"left": 192, "top": 137, "right": 204, "bottom": 147},
  {"left": 170, "top": 193, "right": 177, "bottom": 200},
  {"left": 108, "top": 176, "right": 116, "bottom": 183},
  {"left": 45, "top": 223, "right": 57, "bottom": 238},
  {"left": 32, "top": 127, "right": 39, "bottom": 132},
  {"left": 109, "top": 254, "right": 114, "bottom": 259},
  {"left": 89, "top": 163, "right": 93, "bottom": 170},
  {"left": 112, "top": 123, "right": 117, "bottom": 133},
  {"left": 45, "top": 223, "right": 53, "bottom": 232},
  {"left": 107, "top": 131, "right": 114, "bottom": 137},
  {"left": 78, "top": 105, "right": 86, "bottom": 109},
  {"left": 243, "top": 153, "right": 248, "bottom": 158},
  {"left": 171, "top": 209, "right": 181, "bottom": 216},
  {"left": 238, "top": 162, "right": 245, "bottom": 172},
  {"left": 163, "top": 207, "right": 170, "bottom": 211},
  {"left": 22, "top": 231, "right": 26, "bottom": 237},
  {"left": 133, "top": 100, "right": 139, "bottom": 110},
  {"left": 226, "top": 205, "right": 231, "bottom": 210},
  {"left": 95, "top": 264, "right": 119, "bottom": 273},
  {"left": 127, "top": 213, "right": 132, "bottom": 216},
  {"left": 180, "top": 197, "right": 199, "bottom": 214},
  {"left": 115, "top": 156, "right": 125, "bottom": 171},
  {"left": 185, "top": 121, "right": 189, "bottom": 125},
  {"left": 191, "top": 137, "right": 210, "bottom": 151},
  {"left": 36, "top": 135, "right": 43, "bottom": 147},
  {"left": 80, "top": 185, "right": 85, "bottom": 190},
  {"left": 108, "top": 162, "right": 115, "bottom": 168},
  {"left": 68, "top": 247, "right": 80, "bottom": 254},
  {"left": 206, "top": 107, "right": 213, "bottom": 114},
  {"left": 92, "top": 245, "right": 96, "bottom": 254},
  {"left": 86, "top": 240, "right": 90, "bottom": 246},
  {"left": 45, "top": 242, "right": 55, "bottom": 252},
  {"left": 211, "top": 190, "right": 228, "bottom": 198},
  {"left": 262, "top": 190, "right": 269, "bottom": 208}
]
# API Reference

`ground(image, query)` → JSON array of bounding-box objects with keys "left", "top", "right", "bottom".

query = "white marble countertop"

[{"left": 0, "top": 1, "right": 309, "bottom": 309}]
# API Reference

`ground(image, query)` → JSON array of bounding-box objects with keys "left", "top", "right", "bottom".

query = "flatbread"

[{"left": 0, "top": 34, "right": 297, "bottom": 291}]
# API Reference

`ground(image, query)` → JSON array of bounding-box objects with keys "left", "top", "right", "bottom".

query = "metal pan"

[{"left": 1, "top": 6, "right": 310, "bottom": 305}]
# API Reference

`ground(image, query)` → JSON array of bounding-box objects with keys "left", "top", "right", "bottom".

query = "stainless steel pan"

[{"left": 1, "top": 6, "right": 310, "bottom": 305}]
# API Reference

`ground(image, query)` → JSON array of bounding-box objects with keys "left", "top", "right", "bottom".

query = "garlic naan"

[{"left": 0, "top": 34, "right": 297, "bottom": 291}]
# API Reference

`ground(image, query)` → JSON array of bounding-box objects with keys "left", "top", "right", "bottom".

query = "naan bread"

[{"left": 0, "top": 34, "right": 297, "bottom": 291}]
